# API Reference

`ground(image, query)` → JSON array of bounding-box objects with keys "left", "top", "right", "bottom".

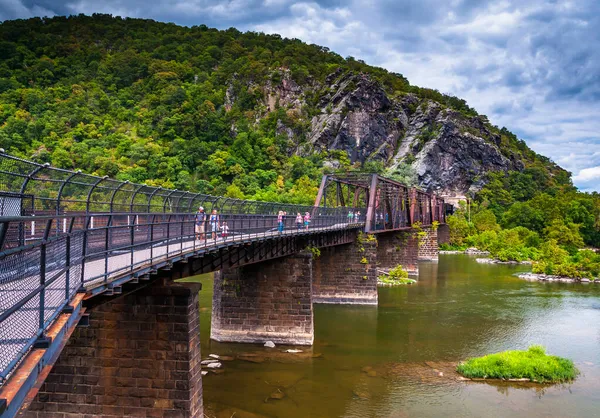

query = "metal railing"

[{"left": 0, "top": 152, "right": 366, "bottom": 387}]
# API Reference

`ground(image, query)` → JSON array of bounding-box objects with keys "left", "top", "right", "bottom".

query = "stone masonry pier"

[
  {"left": 211, "top": 252, "right": 314, "bottom": 345},
  {"left": 418, "top": 226, "right": 440, "bottom": 261},
  {"left": 23, "top": 279, "right": 203, "bottom": 418},
  {"left": 312, "top": 235, "right": 378, "bottom": 305},
  {"left": 377, "top": 230, "right": 420, "bottom": 275}
]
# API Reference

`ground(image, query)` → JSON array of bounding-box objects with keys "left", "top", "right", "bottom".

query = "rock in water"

[
  {"left": 209, "top": 354, "right": 220, "bottom": 359},
  {"left": 269, "top": 389, "right": 286, "bottom": 400},
  {"left": 264, "top": 341, "right": 276, "bottom": 348},
  {"left": 284, "top": 349, "right": 302, "bottom": 353},
  {"left": 201, "top": 359, "right": 220, "bottom": 365},
  {"left": 206, "top": 362, "right": 222, "bottom": 369}
]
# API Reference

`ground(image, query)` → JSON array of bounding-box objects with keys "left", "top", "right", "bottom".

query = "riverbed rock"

[
  {"left": 206, "top": 362, "right": 222, "bottom": 369},
  {"left": 352, "top": 389, "right": 370, "bottom": 400},
  {"left": 268, "top": 389, "right": 286, "bottom": 400},
  {"left": 201, "top": 359, "right": 220, "bottom": 365},
  {"left": 465, "top": 248, "right": 490, "bottom": 255},
  {"left": 264, "top": 341, "right": 276, "bottom": 348},
  {"left": 476, "top": 258, "right": 531, "bottom": 265},
  {"left": 517, "top": 272, "right": 590, "bottom": 283},
  {"left": 238, "top": 354, "right": 266, "bottom": 363},
  {"left": 209, "top": 354, "right": 220, "bottom": 359},
  {"left": 284, "top": 349, "right": 303, "bottom": 353}
]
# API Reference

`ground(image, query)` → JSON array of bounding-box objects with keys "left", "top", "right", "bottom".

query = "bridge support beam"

[
  {"left": 211, "top": 252, "right": 314, "bottom": 345},
  {"left": 24, "top": 279, "right": 203, "bottom": 418},
  {"left": 312, "top": 235, "right": 378, "bottom": 305},
  {"left": 377, "top": 230, "right": 420, "bottom": 275}
]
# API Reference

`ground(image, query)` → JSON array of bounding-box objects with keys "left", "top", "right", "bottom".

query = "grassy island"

[
  {"left": 457, "top": 345, "right": 579, "bottom": 383},
  {"left": 377, "top": 265, "right": 416, "bottom": 286}
]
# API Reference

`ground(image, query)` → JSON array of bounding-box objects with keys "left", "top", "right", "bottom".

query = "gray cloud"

[{"left": 2, "top": 0, "right": 600, "bottom": 190}]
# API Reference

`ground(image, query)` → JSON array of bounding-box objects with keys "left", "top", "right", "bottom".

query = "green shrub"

[
  {"left": 457, "top": 345, "right": 579, "bottom": 383},
  {"left": 378, "top": 265, "right": 415, "bottom": 285}
]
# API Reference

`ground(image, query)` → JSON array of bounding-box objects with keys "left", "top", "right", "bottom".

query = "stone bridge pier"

[
  {"left": 211, "top": 252, "right": 315, "bottom": 345},
  {"left": 312, "top": 235, "right": 378, "bottom": 305},
  {"left": 376, "top": 226, "right": 440, "bottom": 275},
  {"left": 23, "top": 278, "right": 203, "bottom": 418}
]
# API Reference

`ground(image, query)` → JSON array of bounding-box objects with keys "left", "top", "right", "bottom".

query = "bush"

[
  {"left": 457, "top": 345, "right": 579, "bottom": 383},
  {"left": 378, "top": 265, "right": 415, "bottom": 285}
]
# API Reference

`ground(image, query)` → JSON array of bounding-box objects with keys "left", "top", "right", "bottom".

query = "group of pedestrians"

[
  {"left": 278, "top": 211, "right": 311, "bottom": 232},
  {"left": 194, "top": 206, "right": 316, "bottom": 242},
  {"left": 347, "top": 210, "right": 362, "bottom": 223},
  {"left": 194, "top": 206, "right": 229, "bottom": 241}
]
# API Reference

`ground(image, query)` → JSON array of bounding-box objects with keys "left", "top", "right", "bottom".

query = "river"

[{"left": 186, "top": 254, "right": 600, "bottom": 417}]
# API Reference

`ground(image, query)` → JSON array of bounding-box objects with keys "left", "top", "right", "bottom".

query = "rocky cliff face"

[
  {"left": 302, "top": 71, "right": 523, "bottom": 199},
  {"left": 231, "top": 69, "right": 527, "bottom": 198}
]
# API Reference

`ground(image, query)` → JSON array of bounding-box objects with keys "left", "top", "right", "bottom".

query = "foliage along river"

[{"left": 184, "top": 255, "right": 600, "bottom": 417}]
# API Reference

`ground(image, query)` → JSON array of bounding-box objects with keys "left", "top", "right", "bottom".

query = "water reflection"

[{"left": 188, "top": 254, "right": 600, "bottom": 418}]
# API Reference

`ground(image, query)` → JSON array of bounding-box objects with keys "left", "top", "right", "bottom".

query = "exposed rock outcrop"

[{"left": 230, "top": 70, "right": 531, "bottom": 197}]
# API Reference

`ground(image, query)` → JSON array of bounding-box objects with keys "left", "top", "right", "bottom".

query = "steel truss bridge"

[{"left": 0, "top": 152, "right": 445, "bottom": 415}]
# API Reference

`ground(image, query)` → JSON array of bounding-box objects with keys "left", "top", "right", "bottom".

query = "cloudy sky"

[{"left": 2, "top": 0, "right": 600, "bottom": 191}]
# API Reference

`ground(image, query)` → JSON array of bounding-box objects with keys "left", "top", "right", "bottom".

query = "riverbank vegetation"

[
  {"left": 457, "top": 345, "right": 579, "bottom": 383},
  {"left": 443, "top": 169, "right": 600, "bottom": 278}
]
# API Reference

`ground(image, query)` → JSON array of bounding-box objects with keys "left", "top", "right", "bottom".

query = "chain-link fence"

[{"left": 0, "top": 151, "right": 366, "bottom": 387}]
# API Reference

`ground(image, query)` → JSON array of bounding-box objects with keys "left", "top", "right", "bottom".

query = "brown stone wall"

[
  {"left": 24, "top": 279, "right": 203, "bottom": 418},
  {"left": 437, "top": 223, "right": 450, "bottom": 245},
  {"left": 377, "top": 230, "right": 419, "bottom": 275},
  {"left": 418, "top": 226, "right": 439, "bottom": 261},
  {"left": 312, "top": 236, "right": 378, "bottom": 305},
  {"left": 211, "top": 252, "right": 314, "bottom": 345}
]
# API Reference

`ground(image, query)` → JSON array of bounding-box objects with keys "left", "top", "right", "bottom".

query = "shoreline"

[
  {"left": 476, "top": 258, "right": 532, "bottom": 265},
  {"left": 439, "top": 248, "right": 490, "bottom": 256},
  {"left": 517, "top": 272, "right": 600, "bottom": 283}
]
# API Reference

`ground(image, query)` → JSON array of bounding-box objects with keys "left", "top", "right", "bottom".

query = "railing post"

[
  {"left": 166, "top": 214, "right": 171, "bottom": 257},
  {"left": 150, "top": 214, "right": 155, "bottom": 264},
  {"left": 79, "top": 215, "right": 91, "bottom": 291},
  {"left": 64, "top": 217, "right": 75, "bottom": 302},
  {"left": 130, "top": 213, "right": 135, "bottom": 273},
  {"left": 35, "top": 218, "right": 53, "bottom": 348},
  {"left": 180, "top": 213, "right": 184, "bottom": 255},
  {"left": 104, "top": 215, "right": 112, "bottom": 283}
]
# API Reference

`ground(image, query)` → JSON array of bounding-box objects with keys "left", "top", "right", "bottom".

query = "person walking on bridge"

[
  {"left": 195, "top": 206, "right": 206, "bottom": 240},
  {"left": 277, "top": 211, "right": 284, "bottom": 233},
  {"left": 296, "top": 212, "right": 303, "bottom": 230},
  {"left": 304, "top": 212, "right": 311, "bottom": 230},
  {"left": 210, "top": 209, "right": 220, "bottom": 240}
]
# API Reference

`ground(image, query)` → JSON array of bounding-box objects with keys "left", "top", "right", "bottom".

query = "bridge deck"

[{"left": 0, "top": 222, "right": 361, "bottom": 384}]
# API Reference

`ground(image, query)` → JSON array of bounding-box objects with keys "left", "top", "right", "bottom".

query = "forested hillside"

[{"left": 1, "top": 14, "right": 599, "bottom": 250}]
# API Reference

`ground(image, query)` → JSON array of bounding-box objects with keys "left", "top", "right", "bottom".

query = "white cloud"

[{"left": 574, "top": 166, "right": 600, "bottom": 182}]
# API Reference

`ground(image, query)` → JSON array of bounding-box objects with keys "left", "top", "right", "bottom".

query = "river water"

[{"left": 188, "top": 254, "right": 600, "bottom": 418}]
